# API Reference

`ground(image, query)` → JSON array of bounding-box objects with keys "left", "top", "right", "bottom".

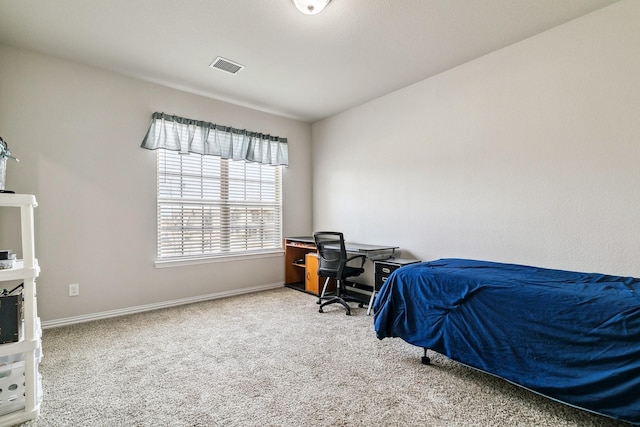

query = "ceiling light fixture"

[{"left": 292, "top": 0, "right": 331, "bottom": 15}]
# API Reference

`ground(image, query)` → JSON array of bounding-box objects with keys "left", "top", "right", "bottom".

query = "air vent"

[{"left": 209, "top": 57, "right": 244, "bottom": 75}]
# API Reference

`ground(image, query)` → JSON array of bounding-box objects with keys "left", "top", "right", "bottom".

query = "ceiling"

[{"left": 0, "top": 0, "right": 621, "bottom": 123}]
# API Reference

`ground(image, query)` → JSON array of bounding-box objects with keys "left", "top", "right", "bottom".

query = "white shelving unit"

[{"left": 0, "top": 194, "right": 41, "bottom": 426}]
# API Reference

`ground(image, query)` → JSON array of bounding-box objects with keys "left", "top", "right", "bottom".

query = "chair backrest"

[{"left": 313, "top": 231, "right": 347, "bottom": 278}]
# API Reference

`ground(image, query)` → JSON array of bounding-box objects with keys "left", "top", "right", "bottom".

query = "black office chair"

[{"left": 314, "top": 231, "right": 366, "bottom": 315}]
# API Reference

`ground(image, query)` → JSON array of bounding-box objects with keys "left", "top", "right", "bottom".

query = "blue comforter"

[{"left": 373, "top": 258, "right": 640, "bottom": 424}]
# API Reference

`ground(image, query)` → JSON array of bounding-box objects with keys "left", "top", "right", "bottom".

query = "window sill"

[{"left": 154, "top": 250, "right": 284, "bottom": 268}]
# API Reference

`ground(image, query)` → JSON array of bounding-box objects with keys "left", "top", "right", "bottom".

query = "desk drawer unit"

[{"left": 374, "top": 258, "right": 420, "bottom": 290}]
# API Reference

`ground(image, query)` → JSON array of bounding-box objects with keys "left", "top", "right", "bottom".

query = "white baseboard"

[{"left": 41, "top": 282, "right": 284, "bottom": 329}]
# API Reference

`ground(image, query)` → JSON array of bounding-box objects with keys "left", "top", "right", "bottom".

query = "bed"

[{"left": 373, "top": 258, "right": 640, "bottom": 425}]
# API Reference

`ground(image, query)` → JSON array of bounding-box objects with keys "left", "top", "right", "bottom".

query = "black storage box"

[{"left": 0, "top": 294, "right": 22, "bottom": 344}]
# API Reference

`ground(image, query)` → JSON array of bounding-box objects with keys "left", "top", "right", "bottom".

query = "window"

[
  {"left": 140, "top": 112, "right": 288, "bottom": 263},
  {"left": 156, "top": 149, "right": 283, "bottom": 261}
]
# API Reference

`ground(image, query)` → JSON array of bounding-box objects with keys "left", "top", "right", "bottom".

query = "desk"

[
  {"left": 285, "top": 236, "right": 397, "bottom": 259},
  {"left": 283, "top": 236, "right": 399, "bottom": 312}
]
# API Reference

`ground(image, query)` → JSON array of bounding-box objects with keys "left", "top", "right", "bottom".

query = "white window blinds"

[{"left": 157, "top": 149, "right": 282, "bottom": 260}]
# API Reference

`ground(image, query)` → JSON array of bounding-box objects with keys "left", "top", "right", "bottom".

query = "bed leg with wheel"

[{"left": 421, "top": 348, "right": 431, "bottom": 365}]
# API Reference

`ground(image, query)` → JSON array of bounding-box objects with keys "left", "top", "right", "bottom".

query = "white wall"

[
  {"left": 0, "top": 46, "right": 313, "bottom": 322},
  {"left": 312, "top": 0, "right": 640, "bottom": 276}
]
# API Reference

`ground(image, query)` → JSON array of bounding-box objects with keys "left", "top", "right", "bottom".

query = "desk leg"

[
  {"left": 366, "top": 290, "right": 376, "bottom": 316},
  {"left": 318, "top": 277, "right": 331, "bottom": 304}
]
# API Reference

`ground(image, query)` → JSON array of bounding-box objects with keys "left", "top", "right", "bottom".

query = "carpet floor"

[{"left": 23, "top": 287, "right": 631, "bottom": 426}]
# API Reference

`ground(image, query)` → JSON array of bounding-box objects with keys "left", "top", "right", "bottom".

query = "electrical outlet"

[{"left": 68, "top": 283, "right": 80, "bottom": 297}]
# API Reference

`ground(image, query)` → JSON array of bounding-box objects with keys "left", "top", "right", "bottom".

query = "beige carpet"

[{"left": 23, "top": 288, "right": 630, "bottom": 426}]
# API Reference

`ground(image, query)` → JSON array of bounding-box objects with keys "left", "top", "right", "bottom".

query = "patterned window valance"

[{"left": 141, "top": 112, "right": 289, "bottom": 166}]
